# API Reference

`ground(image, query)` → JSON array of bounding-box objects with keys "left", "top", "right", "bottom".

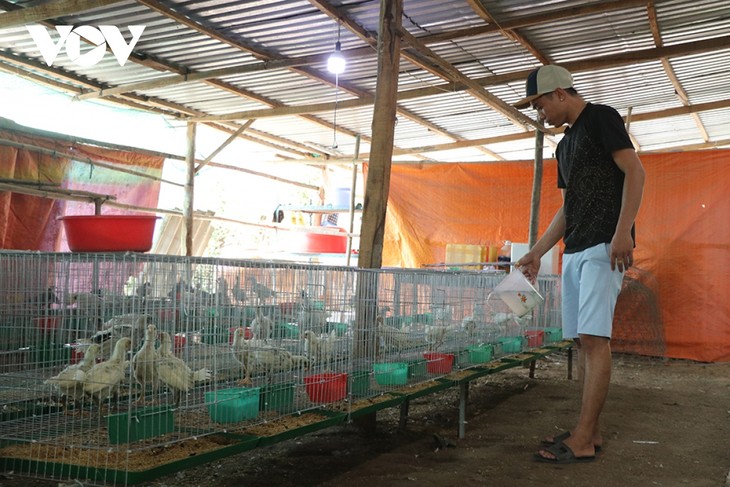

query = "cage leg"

[
  {"left": 529, "top": 359, "right": 536, "bottom": 378},
  {"left": 567, "top": 347, "right": 574, "bottom": 380},
  {"left": 458, "top": 382, "right": 468, "bottom": 439},
  {"left": 398, "top": 397, "right": 410, "bottom": 431}
]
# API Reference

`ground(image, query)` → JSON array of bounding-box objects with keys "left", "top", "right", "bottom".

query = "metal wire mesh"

[{"left": 0, "top": 251, "right": 560, "bottom": 485}]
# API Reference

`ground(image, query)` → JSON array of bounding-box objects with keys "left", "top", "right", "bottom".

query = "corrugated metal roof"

[{"left": 0, "top": 0, "right": 729, "bottom": 164}]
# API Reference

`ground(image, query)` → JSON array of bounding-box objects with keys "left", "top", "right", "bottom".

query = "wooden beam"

[
  {"left": 422, "top": 0, "right": 652, "bottom": 45},
  {"left": 76, "top": 54, "right": 332, "bottom": 101},
  {"left": 646, "top": 1, "right": 710, "bottom": 143},
  {"left": 135, "top": 0, "right": 375, "bottom": 148},
  {"left": 0, "top": 53, "right": 324, "bottom": 159},
  {"left": 466, "top": 0, "right": 552, "bottom": 65},
  {"left": 0, "top": 0, "right": 125, "bottom": 28},
  {"left": 359, "top": 0, "right": 401, "bottom": 270},
  {"left": 137, "top": 0, "right": 468, "bottom": 163},
  {"left": 399, "top": 28, "right": 540, "bottom": 132},
  {"left": 70, "top": 0, "right": 647, "bottom": 101},
  {"left": 186, "top": 34, "right": 730, "bottom": 123},
  {"left": 641, "top": 138, "right": 730, "bottom": 152},
  {"left": 309, "top": 0, "right": 507, "bottom": 147},
  {"left": 1, "top": 0, "right": 336, "bottom": 160},
  {"left": 266, "top": 93, "right": 730, "bottom": 161},
  {"left": 194, "top": 120, "right": 253, "bottom": 174},
  {"left": 627, "top": 98, "right": 730, "bottom": 122}
]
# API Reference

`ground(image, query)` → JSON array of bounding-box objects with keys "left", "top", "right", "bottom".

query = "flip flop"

[
  {"left": 534, "top": 442, "right": 596, "bottom": 464},
  {"left": 541, "top": 431, "right": 602, "bottom": 452}
]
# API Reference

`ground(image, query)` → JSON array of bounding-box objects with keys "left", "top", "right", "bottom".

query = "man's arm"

[
  {"left": 611, "top": 148, "right": 645, "bottom": 272},
  {"left": 517, "top": 190, "right": 566, "bottom": 283}
]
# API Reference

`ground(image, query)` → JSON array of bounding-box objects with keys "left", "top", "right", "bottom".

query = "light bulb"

[{"left": 327, "top": 41, "right": 346, "bottom": 74}]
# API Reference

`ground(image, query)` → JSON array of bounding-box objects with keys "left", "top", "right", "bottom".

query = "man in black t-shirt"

[{"left": 514, "top": 65, "right": 645, "bottom": 463}]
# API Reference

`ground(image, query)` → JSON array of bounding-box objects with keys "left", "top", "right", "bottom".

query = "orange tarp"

[{"left": 381, "top": 150, "right": 730, "bottom": 362}]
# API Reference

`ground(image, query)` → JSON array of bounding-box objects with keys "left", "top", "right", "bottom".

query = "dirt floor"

[{"left": 2, "top": 352, "right": 729, "bottom": 487}]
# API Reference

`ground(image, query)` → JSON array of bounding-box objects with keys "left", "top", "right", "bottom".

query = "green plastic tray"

[{"left": 107, "top": 405, "right": 174, "bottom": 444}]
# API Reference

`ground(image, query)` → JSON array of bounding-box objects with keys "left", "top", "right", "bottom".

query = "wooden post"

[
  {"left": 358, "top": 0, "right": 402, "bottom": 270},
  {"left": 183, "top": 122, "right": 196, "bottom": 257},
  {"left": 353, "top": 0, "right": 402, "bottom": 369},
  {"left": 528, "top": 124, "right": 544, "bottom": 248}
]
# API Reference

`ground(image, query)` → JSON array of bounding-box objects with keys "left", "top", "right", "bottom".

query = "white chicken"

[
  {"left": 490, "top": 311, "right": 530, "bottom": 337},
  {"left": 157, "top": 332, "right": 211, "bottom": 407},
  {"left": 232, "top": 327, "right": 271, "bottom": 384},
  {"left": 82, "top": 337, "right": 132, "bottom": 413},
  {"left": 231, "top": 327, "right": 254, "bottom": 384},
  {"left": 303, "top": 329, "right": 338, "bottom": 369},
  {"left": 460, "top": 316, "right": 479, "bottom": 342},
  {"left": 232, "top": 327, "right": 306, "bottom": 384},
  {"left": 132, "top": 323, "right": 158, "bottom": 404},
  {"left": 297, "top": 302, "right": 328, "bottom": 335},
  {"left": 250, "top": 307, "right": 273, "bottom": 341},
  {"left": 45, "top": 343, "right": 101, "bottom": 411},
  {"left": 376, "top": 316, "right": 424, "bottom": 354}
]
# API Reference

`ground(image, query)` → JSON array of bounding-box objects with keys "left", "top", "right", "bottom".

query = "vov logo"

[{"left": 26, "top": 25, "right": 145, "bottom": 67}]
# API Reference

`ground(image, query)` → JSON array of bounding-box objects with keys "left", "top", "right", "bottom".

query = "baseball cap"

[{"left": 513, "top": 65, "right": 574, "bottom": 109}]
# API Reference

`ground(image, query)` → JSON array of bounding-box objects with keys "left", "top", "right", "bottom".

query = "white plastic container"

[{"left": 493, "top": 270, "right": 544, "bottom": 317}]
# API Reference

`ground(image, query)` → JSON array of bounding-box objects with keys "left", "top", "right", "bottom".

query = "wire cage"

[{"left": 0, "top": 251, "right": 560, "bottom": 485}]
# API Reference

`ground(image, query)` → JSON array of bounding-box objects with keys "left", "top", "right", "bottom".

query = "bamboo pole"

[
  {"left": 203, "top": 160, "right": 319, "bottom": 190},
  {"left": 183, "top": 122, "right": 196, "bottom": 256},
  {"left": 0, "top": 182, "right": 116, "bottom": 207},
  {"left": 194, "top": 120, "right": 254, "bottom": 174},
  {"left": 346, "top": 135, "right": 361, "bottom": 266}
]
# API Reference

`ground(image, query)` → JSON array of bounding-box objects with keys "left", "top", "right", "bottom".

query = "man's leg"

[{"left": 538, "top": 333, "right": 610, "bottom": 459}]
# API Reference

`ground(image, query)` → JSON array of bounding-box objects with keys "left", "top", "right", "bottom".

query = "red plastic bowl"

[
  {"left": 524, "top": 330, "right": 545, "bottom": 348},
  {"left": 424, "top": 352, "right": 455, "bottom": 374},
  {"left": 59, "top": 215, "right": 159, "bottom": 252},
  {"left": 291, "top": 228, "right": 347, "bottom": 253},
  {"left": 304, "top": 373, "right": 348, "bottom": 403}
]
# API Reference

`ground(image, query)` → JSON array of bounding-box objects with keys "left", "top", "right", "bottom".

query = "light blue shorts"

[{"left": 561, "top": 243, "right": 624, "bottom": 339}]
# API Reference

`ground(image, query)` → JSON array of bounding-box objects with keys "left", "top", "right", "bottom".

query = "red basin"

[{"left": 59, "top": 215, "right": 159, "bottom": 252}]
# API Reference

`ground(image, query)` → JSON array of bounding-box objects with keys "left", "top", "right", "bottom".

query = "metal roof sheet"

[{"left": 0, "top": 0, "right": 729, "bottom": 165}]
